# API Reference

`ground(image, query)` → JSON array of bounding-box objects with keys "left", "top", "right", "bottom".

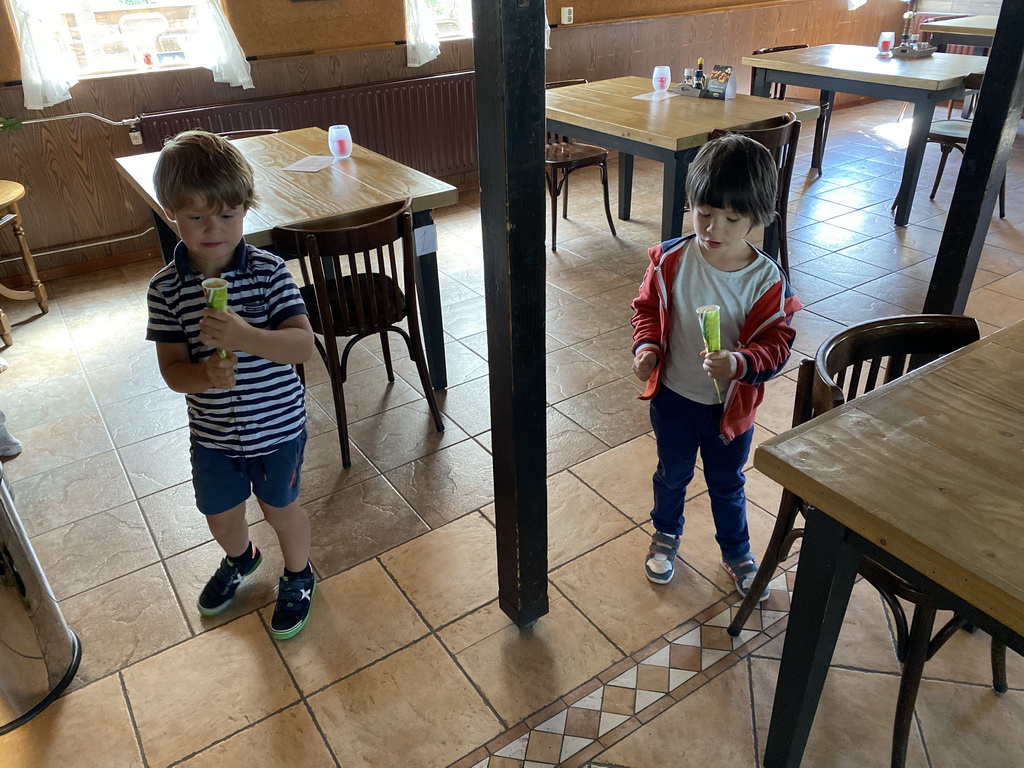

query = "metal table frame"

[
  {"left": 750, "top": 68, "right": 967, "bottom": 227},
  {"left": 764, "top": 507, "right": 1024, "bottom": 767}
]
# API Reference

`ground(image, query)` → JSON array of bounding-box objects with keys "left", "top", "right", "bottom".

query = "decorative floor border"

[{"left": 449, "top": 568, "right": 798, "bottom": 768}]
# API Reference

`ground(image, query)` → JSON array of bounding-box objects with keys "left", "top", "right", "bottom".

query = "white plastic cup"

[
  {"left": 328, "top": 124, "right": 352, "bottom": 158},
  {"left": 652, "top": 66, "right": 671, "bottom": 92},
  {"left": 877, "top": 31, "right": 896, "bottom": 58}
]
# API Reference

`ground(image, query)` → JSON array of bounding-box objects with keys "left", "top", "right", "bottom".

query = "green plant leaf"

[{"left": 0, "top": 118, "right": 23, "bottom": 131}]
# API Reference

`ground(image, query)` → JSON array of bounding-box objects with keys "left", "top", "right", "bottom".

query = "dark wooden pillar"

[
  {"left": 923, "top": 3, "right": 1024, "bottom": 315},
  {"left": 472, "top": 0, "right": 549, "bottom": 627}
]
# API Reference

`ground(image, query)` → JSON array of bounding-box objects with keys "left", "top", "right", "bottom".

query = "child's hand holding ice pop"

[
  {"left": 696, "top": 304, "right": 725, "bottom": 403},
  {"left": 702, "top": 349, "right": 737, "bottom": 381}
]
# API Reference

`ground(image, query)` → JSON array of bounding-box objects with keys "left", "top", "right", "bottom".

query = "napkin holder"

[
  {"left": 892, "top": 43, "right": 936, "bottom": 59},
  {"left": 671, "top": 83, "right": 706, "bottom": 98}
]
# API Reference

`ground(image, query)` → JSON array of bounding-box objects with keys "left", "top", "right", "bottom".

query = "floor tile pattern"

[{"left": 2, "top": 100, "right": 1024, "bottom": 768}]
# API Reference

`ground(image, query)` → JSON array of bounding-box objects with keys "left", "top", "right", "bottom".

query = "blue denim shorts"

[{"left": 191, "top": 430, "right": 307, "bottom": 515}]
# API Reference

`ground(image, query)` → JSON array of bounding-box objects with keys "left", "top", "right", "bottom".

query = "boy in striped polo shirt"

[{"left": 146, "top": 130, "right": 317, "bottom": 640}]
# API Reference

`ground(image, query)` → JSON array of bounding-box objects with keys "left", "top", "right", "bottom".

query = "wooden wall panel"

[
  {"left": 545, "top": 0, "right": 804, "bottom": 25},
  {"left": 224, "top": 0, "right": 405, "bottom": 59},
  {"left": 0, "top": 0, "right": 904, "bottom": 279}
]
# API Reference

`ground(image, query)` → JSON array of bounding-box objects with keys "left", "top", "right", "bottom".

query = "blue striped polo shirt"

[{"left": 146, "top": 241, "right": 308, "bottom": 457}]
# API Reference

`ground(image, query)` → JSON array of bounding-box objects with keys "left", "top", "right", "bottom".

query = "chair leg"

[
  {"left": 992, "top": 639, "right": 1008, "bottom": 693},
  {"left": 998, "top": 175, "right": 1006, "bottom": 219},
  {"left": 896, "top": 101, "right": 910, "bottom": 123},
  {"left": 0, "top": 306, "right": 11, "bottom": 347},
  {"left": 380, "top": 330, "right": 395, "bottom": 382},
  {"left": 403, "top": 322, "right": 445, "bottom": 434},
  {"left": 328, "top": 370, "right": 352, "bottom": 469},
  {"left": 8, "top": 202, "right": 48, "bottom": 315},
  {"left": 548, "top": 168, "right": 559, "bottom": 252},
  {"left": 322, "top": 337, "right": 352, "bottom": 469},
  {"left": 892, "top": 604, "right": 936, "bottom": 768},
  {"left": 600, "top": 162, "right": 617, "bottom": 237},
  {"left": 727, "top": 489, "right": 802, "bottom": 636},
  {"left": 930, "top": 145, "right": 955, "bottom": 200},
  {"left": 562, "top": 172, "right": 570, "bottom": 219}
]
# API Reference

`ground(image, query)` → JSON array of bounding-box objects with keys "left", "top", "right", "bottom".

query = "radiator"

[{"left": 137, "top": 72, "right": 478, "bottom": 184}]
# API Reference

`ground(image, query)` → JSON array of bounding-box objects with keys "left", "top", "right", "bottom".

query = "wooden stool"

[{"left": 0, "top": 181, "right": 48, "bottom": 346}]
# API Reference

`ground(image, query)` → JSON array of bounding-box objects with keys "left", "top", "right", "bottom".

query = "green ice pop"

[
  {"left": 202, "top": 277, "right": 228, "bottom": 359},
  {"left": 696, "top": 304, "right": 722, "bottom": 403}
]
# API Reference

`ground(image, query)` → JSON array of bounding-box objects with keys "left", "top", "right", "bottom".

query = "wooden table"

[
  {"left": 742, "top": 44, "right": 989, "bottom": 226},
  {"left": 545, "top": 76, "right": 820, "bottom": 248},
  {"left": 920, "top": 15, "right": 997, "bottom": 51},
  {"left": 115, "top": 127, "right": 459, "bottom": 389},
  {"left": 756, "top": 320, "right": 1024, "bottom": 767}
]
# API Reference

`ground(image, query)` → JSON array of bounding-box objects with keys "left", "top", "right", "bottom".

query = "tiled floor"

[{"left": 2, "top": 99, "right": 1024, "bottom": 768}]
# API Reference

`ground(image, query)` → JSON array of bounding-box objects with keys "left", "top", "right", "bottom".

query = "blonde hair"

[{"left": 153, "top": 130, "right": 257, "bottom": 214}]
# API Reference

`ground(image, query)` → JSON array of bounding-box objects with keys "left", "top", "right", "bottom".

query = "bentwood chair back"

[
  {"left": 544, "top": 80, "right": 617, "bottom": 251},
  {"left": 272, "top": 199, "right": 444, "bottom": 469},
  {"left": 727, "top": 314, "right": 1006, "bottom": 768},
  {"left": 710, "top": 113, "right": 801, "bottom": 273}
]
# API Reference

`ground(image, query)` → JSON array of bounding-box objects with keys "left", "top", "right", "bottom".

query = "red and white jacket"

[{"left": 631, "top": 234, "right": 803, "bottom": 442}]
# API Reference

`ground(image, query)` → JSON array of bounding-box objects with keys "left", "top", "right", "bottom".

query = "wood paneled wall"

[{"left": 0, "top": 0, "right": 904, "bottom": 279}]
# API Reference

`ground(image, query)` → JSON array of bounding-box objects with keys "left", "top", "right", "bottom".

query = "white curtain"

[
  {"left": 6, "top": 0, "right": 80, "bottom": 110},
  {"left": 544, "top": 1, "right": 551, "bottom": 50},
  {"left": 193, "top": 0, "right": 254, "bottom": 90},
  {"left": 405, "top": 0, "right": 441, "bottom": 68}
]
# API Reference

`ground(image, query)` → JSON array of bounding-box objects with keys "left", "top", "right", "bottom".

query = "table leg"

[
  {"left": 763, "top": 509, "right": 861, "bottom": 768},
  {"left": 751, "top": 68, "right": 770, "bottom": 98},
  {"left": 811, "top": 90, "right": 835, "bottom": 175},
  {"left": 153, "top": 212, "right": 178, "bottom": 265},
  {"left": 893, "top": 97, "right": 934, "bottom": 227},
  {"left": 618, "top": 153, "right": 634, "bottom": 221},
  {"left": 661, "top": 151, "right": 693, "bottom": 242},
  {"left": 412, "top": 209, "right": 447, "bottom": 390}
]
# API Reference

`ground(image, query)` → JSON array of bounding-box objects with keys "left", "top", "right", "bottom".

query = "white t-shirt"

[{"left": 660, "top": 238, "right": 780, "bottom": 404}]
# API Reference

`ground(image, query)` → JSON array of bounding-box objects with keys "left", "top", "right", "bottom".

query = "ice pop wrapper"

[
  {"left": 201, "top": 278, "right": 228, "bottom": 359},
  {"left": 696, "top": 304, "right": 723, "bottom": 403}
]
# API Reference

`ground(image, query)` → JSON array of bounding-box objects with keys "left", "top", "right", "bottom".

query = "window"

[
  {"left": 425, "top": 0, "right": 472, "bottom": 39},
  {"left": 56, "top": 0, "right": 213, "bottom": 77},
  {"left": 8, "top": 0, "right": 251, "bottom": 109}
]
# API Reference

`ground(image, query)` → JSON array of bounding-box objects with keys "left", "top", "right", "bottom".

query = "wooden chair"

[
  {"left": 750, "top": 45, "right": 833, "bottom": 175},
  {"left": 727, "top": 314, "right": 1007, "bottom": 768},
  {"left": 923, "top": 72, "right": 1005, "bottom": 218},
  {"left": 271, "top": 199, "right": 444, "bottom": 469},
  {"left": 0, "top": 181, "right": 48, "bottom": 347},
  {"left": 545, "top": 80, "right": 616, "bottom": 251},
  {"left": 709, "top": 113, "right": 801, "bottom": 274}
]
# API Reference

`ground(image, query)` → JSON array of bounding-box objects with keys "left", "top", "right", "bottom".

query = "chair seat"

[
  {"left": 299, "top": 273, "right": 406, "bottom": 337},
  {"left": 928, "top": 120, "right": 973, "bottom": 141},
  {"left": 0, "top": 181, "right": 26, "bottom": 210},
  {"left": 545, "top": 141, "right": 608, "bottom": 170}
]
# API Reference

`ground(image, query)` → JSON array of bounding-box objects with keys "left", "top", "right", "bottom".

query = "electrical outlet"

[{"left": 560, "top": 7, "right": 573, "bottom": 24}]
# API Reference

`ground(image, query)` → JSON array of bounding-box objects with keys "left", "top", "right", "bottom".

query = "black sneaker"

[
  {"left": 197, "top": 545, "right": 263, "bottom": 616},
  {"left": 270, "top": 567, "right": 316, "bottom": 640}
]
